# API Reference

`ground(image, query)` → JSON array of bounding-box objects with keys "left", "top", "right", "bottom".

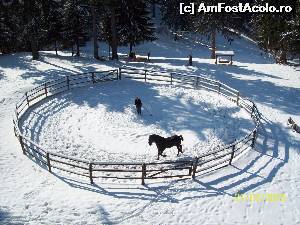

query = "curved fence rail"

[{"left": 13, "top": 67, "right": 261, "bottom": 185}]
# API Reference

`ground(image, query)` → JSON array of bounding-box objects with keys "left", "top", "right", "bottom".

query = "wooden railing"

[{"left": 13, "top": 67, "right": 261, "bottom": 185}]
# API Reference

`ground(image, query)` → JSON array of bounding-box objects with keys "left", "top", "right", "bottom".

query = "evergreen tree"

[
  {"left": 0, "top": 0, "right": 52, "bottom": 57},
  {"left": 291, "top": 1, "right": 300, "bottom": 56},
  {"left": 145, "top": 0, "right": 158, "bottom": 18},
  {"left": 62, "top": 0, "right": 89, "bottom": 56},
  {"left": 0, "top": 4, "right": 14, "bottom": 54},
  {"left": 194, "top": 0, "right": 243, "bottom": 59},
  {"left": 98, "top": 0, "right": 121, "bottom": 60},
  {"left": 119, "top": 0, "right": 156, "bottom": 54},
  {"left": 23, "top": 0, "right": 42, "bottom": 60},
  {"left": 161, "top": 0, "right": 193, "bottom": 40},
  {"left": 91, "top": 0, "right": 99, "bottom": 59},
  {"left": 106, "top": 0, "right": 120, "bottom": 60},
  {"left": 41, "top": 0, "right": 64, "bottom": 56},
  {"left": 0, "top": 1, "right": 32, "bottom": 54},
  {"left": 252, "top": 0, "right": 299, "bottom": 63}
]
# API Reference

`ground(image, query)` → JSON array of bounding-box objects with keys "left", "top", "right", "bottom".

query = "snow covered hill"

[{"left": 1, "top": 32, "right": 300, "bottom": 225}]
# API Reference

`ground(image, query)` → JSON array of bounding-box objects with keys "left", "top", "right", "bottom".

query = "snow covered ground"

[
  {"left": 20, "top": 79, "right": 253, "bottom": 163},
  {"left": 1, "top": 31, "right": 300, "bottom": 225}
]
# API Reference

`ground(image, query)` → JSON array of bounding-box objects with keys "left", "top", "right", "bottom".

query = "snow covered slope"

[{"left": 1, "top": 32, "right": 300, "bottom": 225}]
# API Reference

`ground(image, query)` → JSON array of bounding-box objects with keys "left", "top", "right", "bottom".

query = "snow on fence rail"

[{"left": 13, "top": 67, "right": 261, "bottom": 185}]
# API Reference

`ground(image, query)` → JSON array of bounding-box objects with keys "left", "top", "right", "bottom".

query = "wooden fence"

[{"left": 13, "top": 67, "right": 261, "bottom": 185}]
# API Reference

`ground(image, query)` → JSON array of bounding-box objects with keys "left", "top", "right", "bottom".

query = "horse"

[{"left": 148, "top": 134, "right": 184, "bottom": 160}]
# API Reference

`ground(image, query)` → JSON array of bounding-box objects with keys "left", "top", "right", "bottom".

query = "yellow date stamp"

[{"left": 234, "top": 193, "right": 287, "bottom": 203}]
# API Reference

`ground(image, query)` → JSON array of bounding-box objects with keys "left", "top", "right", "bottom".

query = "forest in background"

[{"left": 0, "top": 0, "right": 299, "bottom": 63}]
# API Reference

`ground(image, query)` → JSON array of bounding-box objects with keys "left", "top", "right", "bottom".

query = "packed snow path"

[
  {"left": 20, "top": 79, "right": 253, "bottom": 163},
  {"left": 1, "top": 34, "right": 300, "bottom": 225}
]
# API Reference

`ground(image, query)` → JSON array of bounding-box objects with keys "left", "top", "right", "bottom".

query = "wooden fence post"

[
  {"left": 196, "top": 77, "right": 199, "bottom": 87},
  {"left": 188, "top": 162, "right": 193, "bottom": 176},
  {"left": 67, "top": 76, "right": 70, "bottom": 90},
  {"left": 192, "top": 157, "right": 199, "bottom": 179},
  {"left": 89, "top": 163, "right": 94, "bottom": 184},
  {"left": 46, "top": 152, "right": 51, "bottom": 173},
  {"left": 144, "top": 70, "right": 147, "bottom": 82},
  {"left": 170, "top": 73, "right": 173, "bottom": 85},
  {"left": 218, "top": 83, "right": 221, "bottom": 94},
  {"left": 15, "top": 105, "right": 19, "bottom": 120},
  {"left": 119, "top": 68, "right": 122, "bottom": 80},
  {"left": 236, "top": 92, "right": 240, "bottom": 106},
  {"left": 251, "top": 102, "right": 255, "bottom": 118},
  {"left": 91, "top": 72, "right": 95, "bottom": 84},
  {"left": 25, "top": 92, "right": 29, "bottom": 106},
  {"left": 251, "top": 130, "right": 257, "bottom": 148},
  {"left": 44, "top": 83, "right": 48, "bottom": 97},
  {"left": 13, "top": 119, "right": 17, "bottom": 137},
  {"left": 141, "top": 163, "right": 146, "bottom": 185},
  {"left": 19, "top": 136, "right": 26, "bottom": 155},
  {"left": 229, "top": 144, "right": 236, "bottom": 165}
]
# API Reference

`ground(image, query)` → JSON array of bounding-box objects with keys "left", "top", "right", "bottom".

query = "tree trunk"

[
  {"left": 76, "top": 39, "right": 80, "bottom": 57},
  {"left": 211, "top": 29, "right": 216, "bottom": 59},
  {"left": 71, "top": 45, "right": 74, "bottom": 56},
  {"left": 108, "top": 44, "right": 111, "bottom": 59},
  {"left": 55, "top": 40, "right": 58, "bottom": 56},
  {"left": 25, "top": 0, "right": 39, "bottom": 60},
  {"left": 152, "top": 0, "right": 156, "bottom": 18},
  {"left": 92, "top": 0, "right": 99, "bottom": 59},
  {"left": 129, "top": 43, "right": 133, "bottom": 54},
  {"left": 110, "top": 8, "right": 118, "bottom": 60},
  {"left": 174, "top": 33, "right": 178, "bottom": 41},
  {"left": 30, "top": 35, "right": 39, "bottom": 60},
  {"left": 279, "top": 50, "right": 287, "bottom": 64}
]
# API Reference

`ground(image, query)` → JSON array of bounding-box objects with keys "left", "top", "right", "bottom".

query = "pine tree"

[
  {"left": 98, "top": 0, "right": 120, "bottom": 60},
  {"left": 194, "top": 0, "right": 243, "bottom": 59},
  {"left": 119, "top": 0, "right": 156, "bottom": 54},
  {"left": 282, "top": 0, "right": 300, "bottom": 58},
  {"left": 291, "top": 1, "right": 300, "bottom": 56},
  {"left": 62, "top": 0, "right": 89, "bottom": 56},
  {"left": 0, "top": 4, "right": 14, "bottom": 54},
  {"left": 145, "top": 0, "right": 158, "bottom": 18},
  {"left": 252, "top": 0, "right": 299, "bottom": 63},
  {"left": 41, "top": 0, "right": 64, "bottom": 56},
  {"left": 161, "top": 0, "right": 193, "bottom": 39},
  {"left": 23, "top": 0, "right": 42, "bottom": 60},
  {"left": 91, "top": 0, "right": 99, "bottom": 59},
  {"left": 108, "top": 0, "right": 120, "bottom": 60},
  {"left": 0, "top": 0, "right": 44, "bottom": 57}
]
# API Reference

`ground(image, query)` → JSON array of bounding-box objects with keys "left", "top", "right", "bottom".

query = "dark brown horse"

[{"left": 148, "top": 134, "right": 184, "bottom": 160}]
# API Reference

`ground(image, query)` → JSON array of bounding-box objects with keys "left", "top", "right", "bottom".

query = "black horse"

[{"left": 148, "top": 134, "right": 184, "bottom": 160}]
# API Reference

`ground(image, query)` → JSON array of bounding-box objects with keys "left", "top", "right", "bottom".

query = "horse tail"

[{"left": 180, "top": 135, "right": 184, "bottom": 141}]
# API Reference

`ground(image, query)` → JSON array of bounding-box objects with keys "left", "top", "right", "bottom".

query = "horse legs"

[
  {"left": 157, "top": 147, "right": 166, "bottom": 160},
  {"left": 161, "top": 148, "right": 167, "bottom": 157},
  {"left": 177, "top": 145, "right": 183, "bottom": 156},
  {"left": 157, "top": 151, "right": 165, "bottom": 160},
  {"left": 157, "top": 147, "right": 162, "bottom": 160}
]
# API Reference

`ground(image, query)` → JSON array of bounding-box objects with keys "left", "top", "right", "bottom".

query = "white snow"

[
  {"left": 1, "top": 31, "right": 300, "bottom": 225},
  {"left": 215, "top": 50, "right": 235, "bottom": 55},
  {"left": 19, "top": 79, "right": 253, "bottom": 163}
]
